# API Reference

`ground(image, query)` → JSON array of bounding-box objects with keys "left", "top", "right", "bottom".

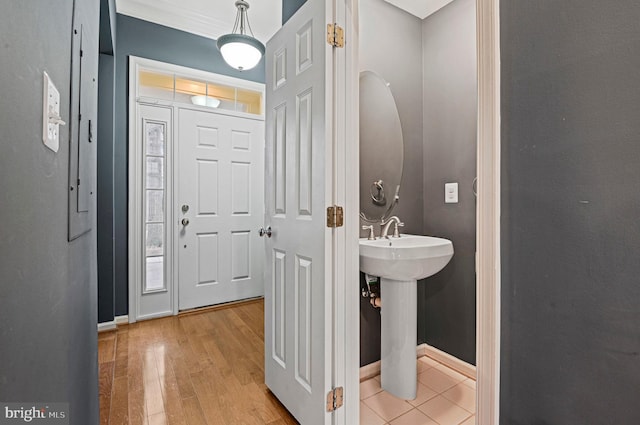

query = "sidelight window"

[{"left": 143, "top": 121, "right": 166, "bottom": 292}]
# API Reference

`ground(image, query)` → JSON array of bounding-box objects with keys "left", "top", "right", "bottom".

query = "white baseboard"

[
  {"left": 359, "top": 343, "right": 477, "bottom": 381},
  {"left": 97, "top": 321, "right": 117, "bottom": 332},
  {"left": 97, "top": 315, "right": 130, "bottom": 333},
  {"left": 419, "top": 343, "right": 476, "bottom": 379},
  {"left": 115, "top": 315, "right": 129, "bottom": 325},
  {"left": 359, "top": 360, "right": 381, "bottom": 381}
]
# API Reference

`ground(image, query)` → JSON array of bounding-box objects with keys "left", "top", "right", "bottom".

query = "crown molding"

[{"left": 116, "top": 0, "right": 280, "bottom": 41}]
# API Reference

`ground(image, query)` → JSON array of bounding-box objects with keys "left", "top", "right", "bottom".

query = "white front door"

[
  {"left": 264, "top": 0, "right": 339, "bottom": 422},
  {"left": 178, "top": 107, "right": 265, "bottom": 310}
]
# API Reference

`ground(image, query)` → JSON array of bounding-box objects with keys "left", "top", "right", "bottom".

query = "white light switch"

[
  {"left": 445, "top": 182, "right": 458, "bottom": 203},
  {"left": 43, "top": 71, "right": 65, "bottom": 153}
]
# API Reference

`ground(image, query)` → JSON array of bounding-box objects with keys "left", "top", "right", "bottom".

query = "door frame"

[
  {"left": 129, "top": 103, "right": 175, "bottom": 322},
  {"left": 124, "top": 0, "right": 501, "bottom": 417},
  {"left": 127, "top": 56, "right": 266, "bottom": 322},
  {"left": 334, "top": 1, "right": 360, "bottom": 424},
  {"left": 476, "top": 0, "right": 501, "bottom": 423},
  {"left": 350, "top": 0, "right": 501, "bottom": 421}
]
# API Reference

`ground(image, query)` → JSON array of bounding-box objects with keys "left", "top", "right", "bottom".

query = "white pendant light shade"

[
  {"left": 217, "top": 34, "right": 265, "bottom": 71},
  {"left": 217, "top": 1, "right": 265, "bottom": 71}
]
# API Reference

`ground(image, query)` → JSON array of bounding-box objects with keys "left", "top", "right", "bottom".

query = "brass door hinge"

[
  {"left": 326, "top": 386, "right": 344, "bottom": 412},
  {"left": 327, "top": 206, "right": 344, "bottom": 228},
  {"left": 327, "top": 23, "right": 344, "bottom": 48}
]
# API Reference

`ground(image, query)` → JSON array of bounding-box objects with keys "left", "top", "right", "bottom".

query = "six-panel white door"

[
  {"left": 178, "top": 107, "right": 265, "bottom": 310},
  {"left": 264, "top": 0, "right": 336, "bottom": 423}
]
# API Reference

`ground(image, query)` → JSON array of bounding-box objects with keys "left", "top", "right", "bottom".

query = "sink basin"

[{"left": 359, "top": 234, "right": 454, "bottom": 281}]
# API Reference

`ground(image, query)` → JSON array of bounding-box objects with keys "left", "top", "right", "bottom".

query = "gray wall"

[
  {"left": 108, "top": 14, "right": 266, "bottom": 316},
  {"left": 98, "top": 53, "right": 116, "bottom": 323},
  {"left": 98, "top": 0, "right": 117, "bottom": 325},
  {"left": 359, "top": 0, "right": 424, "bottom": 365},
  {"left": 500, "top": 1, "right": 640, "bottom": 423},
  {"left": 99, "top": 0, "right": 116, "bottom": 54},
  {"left": 420, "top": 0, "right": 477, "bottom": 365},
  {"left": 282, "top": 0, "right": 308, "bottom": 24},
  {"left": 0, "top": 1, "right": 100, "bottom": 424}
]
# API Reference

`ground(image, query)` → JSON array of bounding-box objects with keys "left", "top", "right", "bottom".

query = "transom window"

[{"left": 138, "top": 68, "right": 263, "bottom": 115}]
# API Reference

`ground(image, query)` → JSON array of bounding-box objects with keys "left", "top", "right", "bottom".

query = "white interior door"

[
  {"left": 264, "top": 0, "right": 337, "bottom": 423},
  {"left": 178, "top": 107, "right": 265, "bottom": 310}
]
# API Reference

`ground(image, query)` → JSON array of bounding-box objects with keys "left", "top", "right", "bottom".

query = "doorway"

[
  {"left": 128, "top": 57, "right": 266, "bottom": 320},
  {"left": 356, "top": 0, "right": 501, "bottom": 423}
]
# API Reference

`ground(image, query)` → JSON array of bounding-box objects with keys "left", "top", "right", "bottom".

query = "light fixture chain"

[
  {"left": 231, "top": 7, "right": 241, "bottom": 33},
  {"left": 243, "top": 10, "right": 256, "bottom": 37}
]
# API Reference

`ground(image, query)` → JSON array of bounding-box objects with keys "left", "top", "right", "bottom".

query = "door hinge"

[
  {"left": 326, "top": 387, "right": 344, "bottom": 412},
  {"left": 327, "top": 205, "right": 344, "bottom": 228},
  {"left": 327, "top": 23, "right": 344, "bottom": 48}
]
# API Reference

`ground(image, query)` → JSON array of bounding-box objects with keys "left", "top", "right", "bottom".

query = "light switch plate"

[
  {"left": 43, "top": 71, "right": 62, "bottom": 152},
  {"left": 445, "top": 182, "right": 458, "bottom": 203}
]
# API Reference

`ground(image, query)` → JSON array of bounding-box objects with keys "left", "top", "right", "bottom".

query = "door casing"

[{"left": 127, "top": 56, "right": 266, "bottom": 322}]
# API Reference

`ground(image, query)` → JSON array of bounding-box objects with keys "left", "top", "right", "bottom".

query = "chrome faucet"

[{"left": 380, "top": 216, "right": 404, "bottom": 239}]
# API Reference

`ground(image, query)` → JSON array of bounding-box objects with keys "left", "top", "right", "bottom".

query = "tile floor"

[{"left": 360, "top": 356, "right": 476, "bottom": 425}]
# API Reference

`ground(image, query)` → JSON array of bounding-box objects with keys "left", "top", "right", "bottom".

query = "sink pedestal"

[
  {"left": 380, "top": 278, "right": 417, "bottom": 400},
  {"left": 359, "top": 234, "right": 454, "bottom": 400}
]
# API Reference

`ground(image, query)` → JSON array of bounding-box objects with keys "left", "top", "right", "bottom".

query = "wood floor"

[{"left": 98, "top": 299, "right": 299, "bottom": 425}]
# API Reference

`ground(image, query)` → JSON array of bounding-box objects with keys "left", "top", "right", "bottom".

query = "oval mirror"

[{"left": 359, "top": 71, "right": 404, "bottom": 222}]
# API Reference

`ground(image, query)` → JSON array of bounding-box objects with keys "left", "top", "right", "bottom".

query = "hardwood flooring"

[{"left": 98, "top": 299, "right": 299, "bottom": 425}]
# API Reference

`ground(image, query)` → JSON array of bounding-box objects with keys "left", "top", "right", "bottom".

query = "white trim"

[
  {"left": 359, "top": 360, "right": 381, "bottom": 382},
  {"left": 97, "top": 321, "right": 117, "bottom": 333},
  {"left": 128, "top": 101, "right": 174, "bottom": 323},
  {"left": 335, "top": 1, "right": 360, "bottom": 424},
  {"left": 128, "top": 58, "right": 138, "bottom": 324},
  {"left": 97, "top": 315, "right": 130, "bottom": 332},
  {"left": 171, "top": 103, "right": 179, "bottom": 317},
  {"left": 136, "top": 310, "right": 175, "bottom": 322},
  {"left": 476, "top": 0, "right": 501, "bottom": 423},
  {"left": 136, "top": 98, "right": 265, "bottom": 125},
  {"left": 419, "top": 343, "right": 476, "bottom": 380},
  {"left": 115, "top": 315, "right": 129, "bottom": 325},
  {"left": 358, "top": 343, "right": 478, "bottom": 381}
]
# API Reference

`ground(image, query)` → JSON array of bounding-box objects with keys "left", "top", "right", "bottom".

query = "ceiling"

[
  {"left": 115, "top": 0, "right": 454, "bottom": 44},
  {"left": 115, "top": 0, "right": 283, "bottom": 42},
  {"left": 383, "top": 0, "right": 455, "bottom": 19}
]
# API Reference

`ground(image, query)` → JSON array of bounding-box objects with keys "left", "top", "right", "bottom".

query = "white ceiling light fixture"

[{"left": 217, "top": 0, "right": 265, "bottom": 71}]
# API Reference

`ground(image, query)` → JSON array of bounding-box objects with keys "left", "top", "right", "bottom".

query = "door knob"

[
  {"left": 181, "top": 218, "right": 190, "bottom": 226},
  {"left": 259, "top": 226, "right": 272, "bottom": 238}
]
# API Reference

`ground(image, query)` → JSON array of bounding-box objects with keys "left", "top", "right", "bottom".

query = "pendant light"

[{"left": 217, "top": 0, "right": 265, "bottom": 71}]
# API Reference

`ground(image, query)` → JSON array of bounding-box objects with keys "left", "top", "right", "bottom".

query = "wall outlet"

[
  {"left": 43, "top": 71, "right": 65, "bottom": 152},
  {"left": 445, "top": 182, "right": 458, "bottom": 203}
]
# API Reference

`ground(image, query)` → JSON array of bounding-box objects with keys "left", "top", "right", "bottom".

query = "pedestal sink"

[{"left": 359, "top": 234, "right": 454, "bottom": 399}]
